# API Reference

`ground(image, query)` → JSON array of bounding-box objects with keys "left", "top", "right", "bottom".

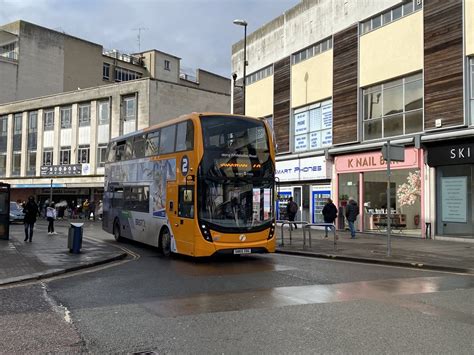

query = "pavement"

[
  {"left": 276, "top": 225, "right": 474, "bottom": 274},
  {"left": 0, "top": 219, "right": 472, "bottom": 287},
  {"left": 0, "top": 219, "right": 127, "bottom": 286}
]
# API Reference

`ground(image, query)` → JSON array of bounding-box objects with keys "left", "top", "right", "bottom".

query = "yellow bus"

[{"left": 102, "top": 113, "right": 276, "bottom": 257}]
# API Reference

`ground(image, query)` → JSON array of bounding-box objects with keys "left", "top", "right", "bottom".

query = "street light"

[{"left": 233, "top": 19, "right": 248, "bottom": 115}]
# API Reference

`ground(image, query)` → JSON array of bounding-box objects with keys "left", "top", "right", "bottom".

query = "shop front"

[
  {"left": 275, "top": 155, "right": 332, "bottom": 223},
  {"left": 426, "top": 138, "right": 474, "bottom": 238},
  {"left": 334, "top": 148, "right": 425, "bottom": 237}
]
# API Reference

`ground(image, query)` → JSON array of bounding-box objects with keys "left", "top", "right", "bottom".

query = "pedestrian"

[
  {"left": 82, "top": 199, "right": 90, "bottom": 220},
  {"left": 46, "top": 202, "right": 57, "bottom": 235},
  {"left": 345, "top": 197, "right": 359, "bottom": 239},
  {"left": 322, "top": 198, "right": 338, "bottom": 238},
  {"left": 89, "top": 200, "right": 96, "bottom": 220},
  {"left": 286, "top": 196, "right": 299, "bottom": 230},
  {"left": 22, "top": 196, "right": 39, "bottom": 242},
  {"left": 97, "top": 200, "right": 103, "bottom": 221}
]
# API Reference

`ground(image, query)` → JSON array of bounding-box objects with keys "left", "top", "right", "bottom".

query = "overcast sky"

[{"left": 0, "top": 0, "right": 300, "bottom": 77}]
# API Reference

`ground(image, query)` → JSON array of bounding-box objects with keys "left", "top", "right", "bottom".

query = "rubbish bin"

[{"left": 68, "top": 223, "right": 83, "bottom": 254}]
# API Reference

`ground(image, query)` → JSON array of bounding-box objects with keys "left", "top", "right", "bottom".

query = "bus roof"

[{"left": 109, "top": 112, "right": 265, "bottom": 143}]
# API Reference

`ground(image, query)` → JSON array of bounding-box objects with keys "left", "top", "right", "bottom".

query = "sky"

[{"left": 0, "top": 0, "right": 300, "bottom": 77}]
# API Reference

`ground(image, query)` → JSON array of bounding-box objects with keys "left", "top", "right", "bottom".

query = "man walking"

[
  {"left": 23, "top": 196, "right": 39, "bottom": 242},
  {"left": 322, "top": 198, "right": 338, "bottom": 238},
  {"left": 345, "top": 197, "right": 359, "bottom": 239},
  {"left": 286, "top": 196, "right": 299, "bottom": 230}
]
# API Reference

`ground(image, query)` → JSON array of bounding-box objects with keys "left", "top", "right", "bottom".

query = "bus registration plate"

[{"left": 233, "top": 248, "right": 251, "bottom": 255}]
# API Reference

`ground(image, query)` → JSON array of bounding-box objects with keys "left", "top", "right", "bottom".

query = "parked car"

[{"left": 9, "top": 202, "right": 25, "bottom": 223}]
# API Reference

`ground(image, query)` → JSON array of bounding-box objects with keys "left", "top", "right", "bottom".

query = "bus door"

[{"left": 167, "top": 182, "right": 195, "bottom": 256}]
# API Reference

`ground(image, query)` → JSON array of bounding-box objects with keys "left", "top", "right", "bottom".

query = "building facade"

[{"left": 231, "top": 0, "right": 474, "bottom": 239}]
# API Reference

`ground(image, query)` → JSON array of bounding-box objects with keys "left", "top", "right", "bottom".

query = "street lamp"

[{"left": 233, "top": 19, "right": 248, "bottom": 115}]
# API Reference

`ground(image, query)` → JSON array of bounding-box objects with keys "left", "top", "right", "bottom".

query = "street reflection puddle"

[{"left": 142, "top": 276, "right": 474, "bottom": 317}]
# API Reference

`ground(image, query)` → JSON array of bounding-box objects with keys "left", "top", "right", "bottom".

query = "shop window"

[
  {"left": 293, "top": 100, "right": 332, "bottom": 153},
  {"left": 362, "top": 73, "right": 423, "bottom": 141}
]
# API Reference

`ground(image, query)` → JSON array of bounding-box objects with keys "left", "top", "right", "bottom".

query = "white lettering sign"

[
  {"left": 321, "top": 103, "right": 332, "bottom": 130},
  {"left": 294, "top": 112, "right": 308, "bottom": 135},
  {"left": 441, "top": 177, "right": 467, "bottom": 223},
  {"left": 294, "top": 134, "right": 308, "bottom": 152}
]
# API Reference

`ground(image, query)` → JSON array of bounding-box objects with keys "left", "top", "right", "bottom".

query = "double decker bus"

[{"left": 103, "top": 113, "right": 276, "bottom": 257}]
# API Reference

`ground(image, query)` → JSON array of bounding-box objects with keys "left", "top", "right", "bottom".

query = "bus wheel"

[
  {"left": 113, "top": 220, "right": 122, "bottom": 242},
  {"left": 160, "top": 228, "right": 171, "bottom": 257}
]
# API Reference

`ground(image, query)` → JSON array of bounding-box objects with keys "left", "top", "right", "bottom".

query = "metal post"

[
  {"left": 333, "top": 225, "right": 337, "bottom": 251},
  {"left": 386, "top": 141, "right": 392, "bottom": 257},
  {"left": 242, "top": 24, "right": 247, "bottom": 115},
  {"left": 50, "top": 178, "right": 53, "bottom": 203}
]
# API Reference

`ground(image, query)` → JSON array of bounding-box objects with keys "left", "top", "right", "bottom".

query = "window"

[
  {"left": 360, "top": 1, "right": 422, "bottom": 35},
  {"left": 60, "top": 107, "right": 72, "bottom": 129},
  {"left": 124, "top": 186, "right": 149, "bottom": 213},
  {"left": 44, "top": 110, "right": 54, "bottom": 131},
  {"left": 363, "top": 73, "right": 423, "bottom": 140},
  {"left": 13, "top": 113, "right": 22, "bottom": 151},
  {"left": 79, "top": 104, "right": 91, "bottom": 127},
  {"left": 121, "top": 95, "right": 136, "bottom": 135},
  {"left": 0, "top": 42, "right": 18, "bottom": 60},
  {"left": 114, "top": 67, "right": 142, "bottom": 82},
  {"left": 97, "top": 144, "right": 108, "bottom": 168},
  {"left": 293, "top": 100, "right": 333, "bottom": 152},
  {"left": 245, "top": 65, "right": 273, "bottom": 85},
  {"left": 0, "top": 115, "right": 6, "bottom": 153},
  {"left": 133, "top": 135, "right": 146, "bottom": 158},
  {"left": 60, "top": 147, "right": 71, "bottom": 165},
  {"left": 12, "top": 152, "right": 21, "bottom": 176},
  {"left": 159, "top": 124, "right": 176, "bottom": 154},
  {"left": 43, "top": 150, "right": 53, "bottom": 166},
  {"left": 103, "top": 63, "right": 110, "bottom": 80},
  {"left": 145, "top": 130, "right": 160, "bottom": 156},
  {"left": 27, "top": 151, "right": 36, "bottom": 176},
  {"left": 164, "top": 60, "right": 170, "bottom": 71},
  {"left": 98, "top": 100, "right": 110, "bottom": 125},
  {"left": 0, "top": 154, "right": 6, "bottom": 176},
  {"left": 178, "top": 186, "right": 194, "bottom": 218},
  {"left": 175, "top": 120, "right": 194, "bottom": 152},
  {"left": 470, "top": 58, "right": 474, "bottom": 125},
  {"left": 78, "top": 145, "right": 90, "bottom": 163},
  {"left": 292, "top": 37, "right": 332, "bottom": 65}
]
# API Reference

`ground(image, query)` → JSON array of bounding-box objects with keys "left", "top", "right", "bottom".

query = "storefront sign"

[
  {"left": 427, "top": 140, "right": 474, "bottom": 166},
  {"left": 441, "top": 177, "right": 467, "bottom": 223},
  {"left": 40, "top": 164, "right": 91, "bottom": 176},
  {"left": 276, "top": 156, "right": 330, "bottom": 182},
  {"left": 335, "top": 148, "right": 419, "bottom": 173}
]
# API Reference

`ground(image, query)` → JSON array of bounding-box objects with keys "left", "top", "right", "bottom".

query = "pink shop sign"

[{"left": 335, "top": 148, "right": 421, "bottom": 173}]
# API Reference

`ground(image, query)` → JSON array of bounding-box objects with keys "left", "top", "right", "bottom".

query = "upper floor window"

[
  {"left": 79, "top": 103, "right": 91, "bottom": 127},
  {"left": 0, "top": 115, "right": 7, "bottom": 153},
  {"left": 164, "top": 60, "right": 170, "bottom": 71},
  {"left": 0, "top": 41, "right": 18, "bottom": 61},
  {"left": 115, "top": 67, "right": 142, "bottom": 82},
  {"left": 43, "top": 110, "right": 54, "bottom": 131},
  {"left": 98, "top": 100, "right": 110, "bottom": 125},
  {"left": 28, "top": 112, "right": 37, "bottom": 133},
  {"left": 360, "top": 0, "right": 423, "bottom": 35},
  {"left": 292, "top": 37, "right": 333, "bottom": 65},
  {"left": 121, "top": 95, "right": 137, "bottom": 135},
  {"left": 246, "top": 65, "right": 273, "bottom": 86},
  {"left": 78, "top": 145, "right": 90, "bottom": 164},
  {"left": 293, "top": 100, "right": 333, "bottom": 152},
  {"left": 363, "top": 73, "right": 423, "bottom": 141},
  {"left": 60, "top": 106, "right": 72, "bottom": 129},
  {"left": 103, "top": 63, "right": 110, "bottom": 80},
  {"left": 13, "top": 113, "right": 22, "bottom": 134}
]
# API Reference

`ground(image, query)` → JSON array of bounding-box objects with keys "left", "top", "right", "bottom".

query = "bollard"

[{"left": 68, "top": 223, "right": 83, "bottom": 253}]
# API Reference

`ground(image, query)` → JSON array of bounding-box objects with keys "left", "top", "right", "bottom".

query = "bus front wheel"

[
  {"left": 159, "top": 228, "right": 171, "bottom": 257},
  {"left": 113, "top": 219, "right": 123, "bottom": 242}
]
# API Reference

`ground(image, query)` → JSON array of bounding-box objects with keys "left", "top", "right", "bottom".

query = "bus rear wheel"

[
  {"left": 113, "top": 220, "right": 123, "bottom": 242},
  {"left": 159, "top": 228, "right": 171, "bottom": 257}
]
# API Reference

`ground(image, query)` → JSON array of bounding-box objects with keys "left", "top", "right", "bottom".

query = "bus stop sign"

[
  {"left": 382, "top": 143, "right": 405, "bottom": 162},
  {"left": 0, "top": 183, "right": 10, "bottom": 240}
]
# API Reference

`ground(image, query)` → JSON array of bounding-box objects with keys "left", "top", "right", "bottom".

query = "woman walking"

[{"left": 46, "top": 202, "right": 57, "bottom": 235}]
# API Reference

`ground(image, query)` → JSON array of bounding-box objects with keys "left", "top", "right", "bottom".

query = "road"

[{"left": 1, "top": 222, "right": 473, "bottom": 353}]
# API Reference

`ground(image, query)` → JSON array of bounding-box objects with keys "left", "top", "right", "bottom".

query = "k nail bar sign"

[
  {"left": 40, "top": 164, "right": 90, "bottom": 176},
  {"left": 427, "top": 139, "right": 474, "bottom": 166}
]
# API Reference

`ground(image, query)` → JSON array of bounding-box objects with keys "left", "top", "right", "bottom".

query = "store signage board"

[
  {"left": 441, "top": 177, "right": 467, "bottom": 223},
  {"left": 427, "top": 140, "right": 473, "bottom": 166},
  {"left": 40, "top": 164, "right": 90, "bottom": 176},
  {"left": 382, "top": 143, "right": 405, "bottom": 162},
  {"left": 276, "top": 156, "right": 330, "bottom": 182}
]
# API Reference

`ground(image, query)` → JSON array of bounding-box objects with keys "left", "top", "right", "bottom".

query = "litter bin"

[{"left": 68, "top": 223, "right": 83, "bottom": 254}]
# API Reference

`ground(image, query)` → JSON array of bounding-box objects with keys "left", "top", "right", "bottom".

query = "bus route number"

[{"left": 181, "top": 155, "right": 189, "bottom": 176}]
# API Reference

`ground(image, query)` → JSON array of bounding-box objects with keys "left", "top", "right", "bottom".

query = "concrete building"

[
  {"left": 0, "top": 20, "right": 231, "bottom": 206},
  {"left": 231, "top": 0, "right": 474, "bottom": 239}
]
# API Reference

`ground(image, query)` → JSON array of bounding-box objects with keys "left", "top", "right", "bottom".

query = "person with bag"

[
  {"left": 345, "top": 197, "right": 359, "bottom": 239},
  {"left": 46, "top": 202, "right": 57, "bottom": 235},
  {"left": 286, "top": 196, "right": 299, "bottom": 230},
  {"left": 322, "top": 198, "right": 338, "bottom": 238},
  {"left": 23, "top": 196, "right": 39, "bottom": 242}
]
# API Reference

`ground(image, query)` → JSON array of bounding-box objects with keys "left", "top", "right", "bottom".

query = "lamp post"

[{"left": 233, "top": 19, "right": 248, "bottom": 115}]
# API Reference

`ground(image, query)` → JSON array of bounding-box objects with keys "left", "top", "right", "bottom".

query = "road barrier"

[
  {"left": 304, "top": 223, "right": 337, "bottom": 251},
  {"left": 276, "top": 220, "right": 308, "bottom": 246}
]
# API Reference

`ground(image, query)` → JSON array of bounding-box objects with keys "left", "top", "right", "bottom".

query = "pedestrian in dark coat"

[
  {"left": 345, "top": 197, "right": 359, "bottom": 239},
  {"left": 286, "top": 196, "right": 299, "bottom": 230},
  {"left": 322, "top": 198, "right": 338, "bottom": 238},
  {"left": 23, "top": 196, "right": 39, "bottom": 242}
]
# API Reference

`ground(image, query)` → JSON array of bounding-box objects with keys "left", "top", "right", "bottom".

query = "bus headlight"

[
  {"left": 268, "top": 222, "right": 275, "bottom": 240},
  {"left": 199, "top": 223, "right": 213, "bottom": 242}
]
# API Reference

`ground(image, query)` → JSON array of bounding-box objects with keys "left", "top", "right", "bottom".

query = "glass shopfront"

[{"left": 335, "top": 148, "right": 424, "bottom": 236}]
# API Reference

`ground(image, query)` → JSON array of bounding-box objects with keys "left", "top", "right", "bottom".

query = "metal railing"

[
  {"left": 304, "top": 223, "right": 337, "bottom": 251},
  {"left": 276, "top": 220, "right": 308, "bottom": 246}
]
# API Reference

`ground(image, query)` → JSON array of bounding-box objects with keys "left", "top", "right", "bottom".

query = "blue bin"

[{"left": 68, "top": 223, "right": 83, "bottom": 254}]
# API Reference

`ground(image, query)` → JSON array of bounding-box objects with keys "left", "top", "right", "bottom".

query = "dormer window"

[{"left": 164, "top": 60, "right": 170, "bottom": 71}]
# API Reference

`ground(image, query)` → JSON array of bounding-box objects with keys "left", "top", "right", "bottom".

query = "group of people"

[
  {"left": 285, "top": 196, "right": 360, "bottom": 239},
  {"left": 20, "top": 196, "right": 103, "bottom": 243}
]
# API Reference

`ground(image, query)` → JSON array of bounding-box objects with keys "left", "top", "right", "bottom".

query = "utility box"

[
  {"left": 68, "top": 223, "right": 83, "bottom": 253},
  {"left": 0, "top": 183, "right": 10, "bottom": 240}
]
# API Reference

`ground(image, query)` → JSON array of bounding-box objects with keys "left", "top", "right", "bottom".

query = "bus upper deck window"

[{"left": 145, "top": 130, "right": 160, "bottom": 156}]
